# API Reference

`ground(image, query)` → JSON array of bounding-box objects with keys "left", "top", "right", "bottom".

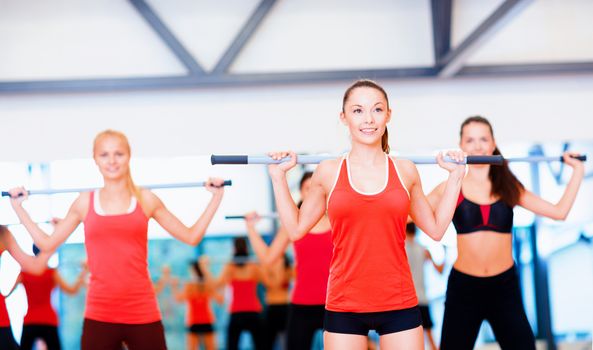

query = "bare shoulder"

[
  {"left": 315, "top": 158, "right": 343, "bottom": 190},
  {"left": 392, "top": 157, "right": 416, "bottom": 174},
  {"left": 316, "top": 158, "right": 341, "bottom": 177},
  {"left": 71, "top": 192, "right": 91, "bottom": 218},
  {"left": 391, "top": 157, "right": 419, "bottom": 186},
  {"left": 134, "top": 188, "right": 161, "bottom": 217}
]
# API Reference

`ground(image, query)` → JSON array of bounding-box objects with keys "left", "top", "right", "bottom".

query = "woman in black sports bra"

[{"left": 428, "top": 116, "right": 584, "bottom": 350}]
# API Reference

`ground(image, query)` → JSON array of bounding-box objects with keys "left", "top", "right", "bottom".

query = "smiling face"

[
  {"left": 93, "top": 132, "right": 131, "bottom": 181},
  {"left": 459, "top": 121, "right": 497, "bottom": 157},
  {"left": 340, "top": 86, "right": 391, "bottom": 149}
]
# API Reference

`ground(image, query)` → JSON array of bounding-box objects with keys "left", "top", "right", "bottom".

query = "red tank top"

[
  {"left": 230, "top": 279, "right": 261, "bottom": 313},
  {"left": 0, "top": 294, "right": 9, "bottom": 327},
  {"left": 326, "top": 155, "right": 418, "bottom": 312},
  {"left": 292, "top": 230, "right": 332, "bottom": 305},
  {"left": 187, "top": 287, "right": 214, "bottom": 325},
  {"left": 84, "top": 191, "right": 161, "bottom": 324},
  {"left": 21, "top": 269, "right": 58, "bottom": 326}
]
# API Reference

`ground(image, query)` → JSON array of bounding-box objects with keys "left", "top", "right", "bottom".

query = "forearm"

[
  {"left": 431, "top": 172, "right": 463, "bottom": 240},
  {"left": 555, "top": 167, "right": 585, "bottom": 219},
  {"left": 246, "top": 227, "right": 276, "bottom": 265},
  {"left": 13, "top": 205, "right": 54, "bottom": 250},
  {"left": 270, "top": 176, "right": 301, "bottom": 240},
  {"left": 187, "top": 193, "right": 223, "bottom": 245}
]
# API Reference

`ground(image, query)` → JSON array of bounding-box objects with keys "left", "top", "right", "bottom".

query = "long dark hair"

[
  {"left": 460, "top": 116, "right": 524, "bottom": 206},
  {"left": 342, "top": 79, "right": 390, "bottom": 153},
  {"left": 233, "top": 237, "right": 249, "bottom": 267}
]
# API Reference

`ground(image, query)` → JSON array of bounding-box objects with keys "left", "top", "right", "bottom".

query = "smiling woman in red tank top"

[
  {"left": 7, "top": 129, "right": 226, "bottom": 350},
  {"left": 266, "top": 80, "right": 467, "bottom": 349}
]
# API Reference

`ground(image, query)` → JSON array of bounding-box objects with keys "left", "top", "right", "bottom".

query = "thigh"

[
  {"left": 0, "top": 327, "right": 19, "bottom": 350},
  {"left": 227, "top": 314, "right": 243, "bottom": 350},
  {"left": 440, "top": 301, "right": 483, "bottom": 350},
  {"left": 186, "top": 333, "right": 197, "bottom": 350},
  {"left": 243, "top": 313, "right": 266, "bottom": 350},
  {"left": 38, "top": 326, "right": 61, "bottom": 350},
  {"left": 487, "top": 290, "right": 535, "bottom": 350},
  {"left": 202, "top": 333, "right": 216, "bottom": 350},
  {"left": 440, "top": 272, "right": 485, "bottom": 350},
  {"left": 81, "top": 319, "right": 124, "bottom": 350},
  {"left": 20, "top": 325, "right": 36, "bottom": 350},
  {"left": 287, "top": 304, "right": 325, "bottom": 350},
  {"left": 379, "top": 325, "right": 423, "bottom": 350},
  {"left": 123, "top": 321, "right": 167, "bottom": 350},
  {"left": 323, "top": 331, "right": 367, "bottom": 350}
]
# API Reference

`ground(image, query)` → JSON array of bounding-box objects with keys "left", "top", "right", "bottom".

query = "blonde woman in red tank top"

[
  {"left": 7, "top": 129, "right": 225, "bottom": 350},
  {"left": 267, "top": 80, "right": 466, "bottom": 349}
]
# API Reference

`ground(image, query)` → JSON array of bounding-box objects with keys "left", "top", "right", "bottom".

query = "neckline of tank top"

[
  {"left": 93, "top": 189, "right": 137, "bottom": 216},
  {"left": 459, "top": 188, "right": 505, "bottom": 207},
  {"left": 345, "top": 152, "right": 390, "bottom": 196}
]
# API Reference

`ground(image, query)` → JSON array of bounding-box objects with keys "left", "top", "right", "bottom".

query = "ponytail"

[{"left": 381, "top": 127, "right": 390, "bottom": 153}]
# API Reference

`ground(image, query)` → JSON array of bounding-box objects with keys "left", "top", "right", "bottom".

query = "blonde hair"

[{"left": 93, "top": 130, "right": 144, "bottom": 209}]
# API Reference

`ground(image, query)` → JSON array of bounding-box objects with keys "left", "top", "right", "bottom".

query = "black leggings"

[
  {"left": 227, "top": 312, "right": 265, "bottom": 350},
  {"left": 0, "top": 327, "right": 19, "bottom": 350},
  {"left": 264, "top": 304, "right": 288, "bottom": 349},
  {"left": 286, "top": 304, "right": 325, "bottom": 350},
  {"left": 81, "top": 318, "right": 167, "bottom": 350},
  {"left": 441, "top": 265, "right": 535, "bottom": 350},
  {"left": 21, "top": 325, "right": 61, "bottom": 350}
]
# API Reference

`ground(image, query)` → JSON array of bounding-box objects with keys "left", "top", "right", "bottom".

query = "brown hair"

[
  {"left": 342, "top": 79, "right": 390, "bottom": 153},
  {"left": 93, "top": 130, "right": 144, "bottom": 209},
  {"left": 460, "top": 116, "right": 524, "bottom": 206}
]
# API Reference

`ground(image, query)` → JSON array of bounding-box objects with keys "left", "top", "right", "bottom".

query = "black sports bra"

[{"left": 452, "top": 192, "right": 513, "bottom": 234}]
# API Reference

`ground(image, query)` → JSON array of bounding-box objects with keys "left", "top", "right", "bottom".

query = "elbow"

[
  {"left": 187, "top": 231, "right": 204, "bottom": 246},
  {"left": 38, "top": 240, "right": 56, "bottom": 253},
  {"left": 550, "top": 210, "right": 568, "bottom": 221},
  {"left": 426, "top": 230, "right": 445, "bottom": 242}
]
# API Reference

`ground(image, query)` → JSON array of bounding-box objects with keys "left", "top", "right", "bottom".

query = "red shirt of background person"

[
  {"left": 244, "top": 171, "right": 332, "bottom": 350},
  {"left": 266, "top": 80, "right": 466, "bottom": 350},
  {"left": 0, "top": 225, "right": 51, "bottom": 350},
  {"left": 8, "top": 129, "right": 225, "bottom": 350}
]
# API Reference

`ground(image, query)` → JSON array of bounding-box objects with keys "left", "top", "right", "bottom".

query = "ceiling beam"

[
  {"left": 430, "top": 0, "right": 452, "bottom": 65},
  {"left": 438, "top": 0, "right": 533, "bottom": 78},
  {"left": 129, "top": 0, "right": 205, "bottom": 75},
  {"left": 211, "top": 0, "right": 277, "bottom": 75}
]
